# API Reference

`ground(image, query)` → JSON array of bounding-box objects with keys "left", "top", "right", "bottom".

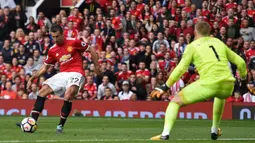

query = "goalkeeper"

[{"left": 150, "top": 21, "right": 247, "bottom": 140}]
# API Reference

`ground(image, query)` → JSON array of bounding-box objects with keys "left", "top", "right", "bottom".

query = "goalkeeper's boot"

[
  {"left": 150, "top": 134, "right": 169, "bottom": 140},
  {"left": 56, "top": 125, "right": 64, "bottom": 134},
  {"left": 16, "top": 122, "right": 21, "bottom": 127},
  {"left": 211, "top": 128, "right": 222, "bottom": 140}
]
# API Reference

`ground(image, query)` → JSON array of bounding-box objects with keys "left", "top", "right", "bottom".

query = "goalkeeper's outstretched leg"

[
  {"left": 150, "top": 80, "right": 234, "bottom": 140},
  {"left": 150, "top": 93, "right": 185, "bottom": 140}
]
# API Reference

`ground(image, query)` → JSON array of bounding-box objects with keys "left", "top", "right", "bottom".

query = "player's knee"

[
  {"left": 38, "top": 85, "right": 52, "bottom": 97},
  {"left": 64, "top": 85, "right": 79, "bottom": 101},
  {"left": 171, "top": 96, "right": 185, "bottom": 107}
]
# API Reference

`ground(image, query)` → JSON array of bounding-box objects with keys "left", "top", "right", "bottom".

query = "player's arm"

[
  {"left": 90, "top": 45, "right": 101, "bottom": 75},
  {"left": 226, "top": 46, "right": 247, "bottom": 80},
  {"left": 150, "top": 45, "right": 193, "bottom": 98},
  {"left": 27, "top": 64, "right": 52, "bottom": 89},
  {"left": 166, "top": 45, "right": 193, "bottom": 87}
]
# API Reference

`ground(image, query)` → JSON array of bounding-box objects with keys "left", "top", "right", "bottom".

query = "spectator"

[
  {"left": 174, "top": 35, "right": 186, "bottom": 60},
  {"left": 3, "top": 7, "right": 15, "bottom": 31},
  {"left": 226, "top": 91, "right": 244, "bottom": 102},
  {"left": 11, "top": 75, "right": 23, "bottom": 92},
  {"left": 83, "top": 75, "right": 97, "bottom": 100},
  {"left": 152, "top": 32, "right": 170, "bottom": 53},
  {"left": 226, "top": 17, "right": 240, "bottom": 39},
  {"left": 101, "top": 19, "right": 115, "bottom": 38},
  {"left": 24, "top": 32, "right": 42, "bottom": 54},
  {"left": 15, "top": 28, "right": 25, "bottom": 44},
  {"left": 118, "top": 80, "right": 136, "bottom": 101},
  {"left": 0, "top": 81, "right": 17, "bottom": 99},
  {"left": 97, "top": 75, "right": 117, "bottom": 99},
  {"left": 67, "top": 7, "right": 83, "bottom": 30},
  {"left": 37, "top": 11, "right": 52, "bottom": 29},
  {"left": 36, "top": 29, "right": 44, "bottom": 45},
  {"left": 63, "top": 21, "right": 78, "bottom": 38},
  {"left": 0, "top": 16, "right": 9, "bottom": 43},
  {"left": 240, "top": 19, "right": 255, "bottom": 41},
  {"left": 146, "top": 77, "right": 159, "bottom": 95},
  {"left": 96, "top": 60, "right": 115, "bottom": 85},
  {"left": 28, "top": 83, "right": 38, "bottom": 99},
  {"left": 129, "top": 74, "right": 147, "bottom": 100},
  {"left": 9, "top": 31, "right": 18, "bottom": 46},
  {"left": 25, "top": 16, "right": 38, "bottom": 34},
  {"left": 15, "top": 44, "right": 29, "bottom": 66},
  {"left": 12, "top": 4, "right": 27, "bottom": 30},
  {"left": 136, "top": 61, "right": 150, "bottom": 84},
  {"left": 41, "top": 36, "right": 52, "bottom": 55},
  {"left": 1, "top": 40, "right": 13, "bottom": 62},
  {"left": 32, "top": 49, "right": 43, "bottom": 66},
  {"left": 23, "top": 57, "right": 40, "bottom": 75},
  {"left": 100, "top": 87, "right": 118, "bottom": 100}
]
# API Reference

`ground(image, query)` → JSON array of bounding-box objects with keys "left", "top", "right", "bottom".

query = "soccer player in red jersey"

[{"left": 17, "top": 25, "right": 99, "bottom": 133}]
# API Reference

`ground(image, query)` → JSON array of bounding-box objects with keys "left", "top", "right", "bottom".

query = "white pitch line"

[{"left": 1, "top": 138, "right": 255, "bottom": 143}]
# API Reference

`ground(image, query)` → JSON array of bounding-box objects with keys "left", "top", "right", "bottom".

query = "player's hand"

[{"left": 150, "top": 84, "right": 169, "bottom": 99}]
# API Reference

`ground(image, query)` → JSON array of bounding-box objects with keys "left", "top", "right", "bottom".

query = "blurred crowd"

[{"left": 0, "top": 0, "right": 255, "bottom": 102}]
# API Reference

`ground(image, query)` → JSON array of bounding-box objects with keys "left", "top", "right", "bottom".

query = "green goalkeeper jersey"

[{"left": 166, "top": 37, "right": 247, "bottom": 86}]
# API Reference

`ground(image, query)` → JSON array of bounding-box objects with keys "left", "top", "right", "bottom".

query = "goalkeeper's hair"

[{"left": 195, "top": 21, "right": 211, "bottom": 36}]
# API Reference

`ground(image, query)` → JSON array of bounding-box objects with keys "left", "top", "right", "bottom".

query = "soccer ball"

[{"left": 20, "top": 117, "right": 38, "bottom": 133}]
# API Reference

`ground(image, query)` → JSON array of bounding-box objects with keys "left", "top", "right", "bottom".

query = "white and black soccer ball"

[{"left": 20, "top": 117, "right": 38, "bottom": 133}]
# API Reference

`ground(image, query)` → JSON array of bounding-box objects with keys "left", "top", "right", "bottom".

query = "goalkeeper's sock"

[
  {"left": 58, "top": 101, "right": 72, "bottom": 127},
  {"left": 162, "top": 102, "right": 180, "bottom": 136},
  {"left": 212, "top": 98, "right": 225, "bottom": 130},
  {"left": 31, "top": 96, "right": 47, "bottom": 121}
]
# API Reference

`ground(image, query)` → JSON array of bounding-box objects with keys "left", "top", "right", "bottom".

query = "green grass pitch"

[{"left": 0, "top": 116, "right": 255, "bottom": 143}]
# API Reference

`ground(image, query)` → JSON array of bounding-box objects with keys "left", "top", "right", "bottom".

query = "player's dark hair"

[
  {"left": 51, "top": 24, "right": 63, "bottom": 34},
  {"left": 195, "top": 21, "right": 211, "bottom": 36}
]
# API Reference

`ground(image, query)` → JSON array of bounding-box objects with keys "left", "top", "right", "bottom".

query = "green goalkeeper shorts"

[{"left": 178, "top": 80, "right": 234, "bottom": 104}]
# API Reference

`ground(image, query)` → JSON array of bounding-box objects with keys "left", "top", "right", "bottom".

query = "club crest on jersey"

[
  {"left": 67, "top": 46, "right": 73, "bottom": 52},
  {"left": 59, "top": 54, "right": 71, "bottom": 62}
]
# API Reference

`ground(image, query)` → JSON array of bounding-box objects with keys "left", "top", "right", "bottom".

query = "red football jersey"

[
  {"left": 112, "top": 16, "right": 121, "bottom": 30},
  {"left": 84, "top": 83, "right": 97, "bottom": 98},
  {"left": 67, "top": 16, "right": 83, "bottom": 30},
  {"left": 63, "top": 29, "right": 78, "bottom": 38},
  {"left": 117, "top": 71, "right": 133, "bottom": 81},
  {"left": 136, "top": 69, "right": 150, "bottom": 77},
  {"left": 11, "top": 65, "right": 22, "bottom": 73},
  {"left": 201, "top": 9, "right": 210, "bottom": 17},
  {"left": 225, "top": 2, "right": 237, "bottom": 10},
  {"left": 183, "top": 7, "right": 192, "bottom": 13},
  {"left": 222, "top": 16, "right": 238, "bottom": 24},
  {"left": 44, "top": 38, "right": 89, "bottom": 76},
  {"left": 246, "top": 48, "right": 255, "bottom": 62},
  {"left": 128, "top": 47, "right": 140, "bottom": 56}
]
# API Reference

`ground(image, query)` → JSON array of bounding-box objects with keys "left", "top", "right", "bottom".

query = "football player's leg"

[
  {"left": 161, "top": 81, "right": 211, "bottom": 137},
  {"left": 211, "top": 97, "right": 225, "bottom": 139},
  {"left": 31, "top": 84, "right": 53, "bottom": 121},
  {"left": 58, "top": 74, "right": 84, "bottom": 129},
  {"left": 57, "top": 85, "right": 79, "bottom": 128},
  {"left": 211, "top": 83, "right": 234, "bottom": 139}
]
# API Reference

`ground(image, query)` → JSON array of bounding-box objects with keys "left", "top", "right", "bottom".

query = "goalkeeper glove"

[{"left": 150, "top": 84, "right": 169, "bottom": 99}]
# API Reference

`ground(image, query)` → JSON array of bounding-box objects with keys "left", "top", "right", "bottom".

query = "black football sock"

[
  {"left": 58, "top": 101, "right": 72, "bottom": 127},
  {"left": 31, "top": 96, "right": 46, "bottom": 121}
]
